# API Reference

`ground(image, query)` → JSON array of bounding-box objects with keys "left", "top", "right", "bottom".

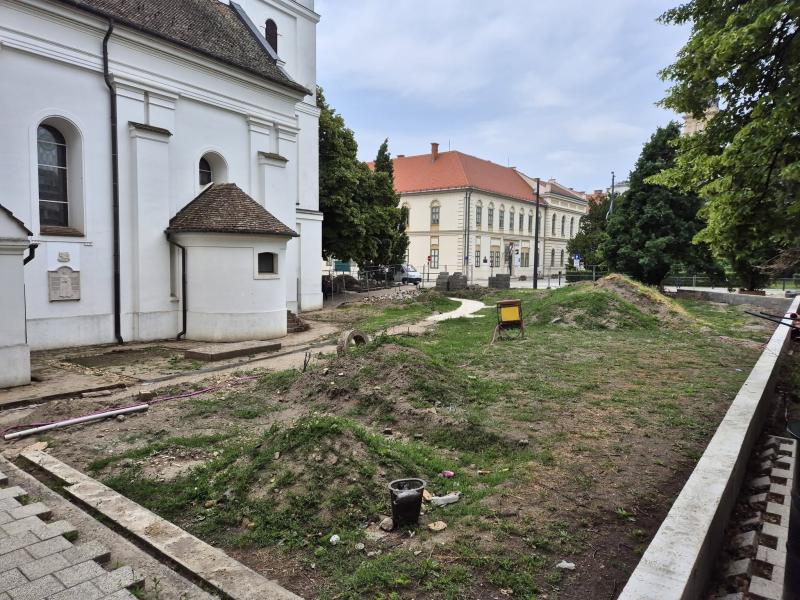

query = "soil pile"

[{"left": 528, "top": 274, "right": 689, "bottom": 330}]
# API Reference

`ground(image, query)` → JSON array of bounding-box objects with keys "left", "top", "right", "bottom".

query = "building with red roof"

[{"left": 387, "top": 144, "right": 587, "bottom": 280}]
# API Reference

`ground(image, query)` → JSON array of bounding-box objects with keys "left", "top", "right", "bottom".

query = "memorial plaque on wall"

[{"left": 48, "top": 266, "right": 81, "bottom": 301}]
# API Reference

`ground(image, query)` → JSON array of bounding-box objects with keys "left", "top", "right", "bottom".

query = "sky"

[{"left": 315, "top": 0, "right": 691, "bottom": 193}]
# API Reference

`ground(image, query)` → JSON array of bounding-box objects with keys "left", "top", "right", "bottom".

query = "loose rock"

[
  {"left": 428, "top": 521, "right": 447, "bottom": 532},
  {"left": 379, "top": 517, "right": 394, "bottom": 532},
  {"left": 556, "top": 560, "right": 576, "bottom": 570}
]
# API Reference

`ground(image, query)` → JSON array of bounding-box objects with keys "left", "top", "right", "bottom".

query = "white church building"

[{"left": 0, "top": 0, "right": 322, "bottom": 387}]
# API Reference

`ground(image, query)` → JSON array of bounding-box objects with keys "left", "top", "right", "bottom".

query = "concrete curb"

[
  {"left": 670, "top": 289, "right": 792, "bottom": 312},
  {"left": 20, "top": 449, "right": 302, "bottom": 600},
  {"left": 619, "top": 295, "right": 800, "bottom": 600}
]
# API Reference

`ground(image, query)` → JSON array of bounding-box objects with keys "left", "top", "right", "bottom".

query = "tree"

[
  {"left": 317, "top": 88, "right": 408, "bottom": 265},
  {"left": 567, "top": 192, "right": 610, "bottom": 268},
  {"left": 600, "top": 122, "right": 714, "bottom": 285},
  {"left": 654, "top": 0, "right": 800, "bottom": 288},
  {"left": 318, "top": 87, "right": 365, "bottom": 262}
]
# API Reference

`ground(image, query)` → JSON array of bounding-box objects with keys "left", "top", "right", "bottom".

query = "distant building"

[
  {"left": 606, "top": 180, "right": 630, "bottom": 196},
  {"left": 387, "top": 144, "right": 587, "bottom": 280},
  {"left": 683, "top": 102, "right": 720, "bottom": 136}
]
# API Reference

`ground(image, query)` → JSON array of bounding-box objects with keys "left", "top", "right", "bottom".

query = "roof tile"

[{"left": 167, "top": 183, "right": 298, "bottom": 237}]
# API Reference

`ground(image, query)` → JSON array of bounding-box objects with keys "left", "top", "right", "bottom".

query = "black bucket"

[{"left": 388, "top": 478, "right": 426, "bottom": 527}]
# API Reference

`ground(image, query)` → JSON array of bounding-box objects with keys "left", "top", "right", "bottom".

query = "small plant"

[{"left": 615, "top": 507, "right": 636, "bottom": 522}]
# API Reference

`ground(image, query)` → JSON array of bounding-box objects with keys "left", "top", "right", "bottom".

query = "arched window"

[
  {"left": 499, "top": 207, "right": 505, "bottom": 230},
  {"left": 509, "top": 208, "right": 515, "bottom": 231},
  {"left": 257, "top": 252, "right": 277, "bottom": 274},
  {"left": 551, "top": 213, "right": 556, "bottom": 235},
  {"left": 38, "top": 124, "right": 69, "bottom": 227},
  {"left": 560, "top": 249, "right": 564, "bottom": 266},
  {"left": 561, "top": 215, "right": 566, "bottom": 237},
  {"left": 550, "top": 248, "right": 555, "bottom": 266},
  {"left": 519, "top": 211, "right": 524, "bottom": 232},
  {"left": 528, "top": 212, "right": 534, "bottom": 233},
  {"left": 475, "top": 202, "right": 482, "bottom": 227},
  {"left": 199, "top": 157, "right": 212, "bottom": 186},
  {"left": 265, "top": 19, "right": 278, "bottom": 53},
  {"left": 488, "top": 203, "right": 494, "bottom": 228},
  {"left": 198, "top": 152, "right": 228, "bottom": 187},
  {"left": 401, "top": 204, "right": 410, "bottom": 227},
  {"left": 430, "top": 201, "right": 440, "bottom": 225},
  {"left": 570, "top": 217, "right": 575, "bottom": 238}
]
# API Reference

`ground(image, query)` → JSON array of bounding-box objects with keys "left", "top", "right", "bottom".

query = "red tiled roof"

[{"left": 389, "top": 151, "right": 536, "bottom": 202}]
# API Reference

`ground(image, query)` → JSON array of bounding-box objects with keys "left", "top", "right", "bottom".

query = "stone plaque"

[{"left": 48, "top": 266, "right": 80, "bottom": 301}]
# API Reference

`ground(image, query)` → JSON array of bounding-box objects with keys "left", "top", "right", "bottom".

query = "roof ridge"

[{"left": 451, "top": 152, "right": 471, "bottom": 188}]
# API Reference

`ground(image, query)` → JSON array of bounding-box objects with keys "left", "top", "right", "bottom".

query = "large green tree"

[
  {"left": 567, "top": 192, "right": 610, "bottom": 267},
  {"left": 317, "top": 89, "right": 407, "bottom": 265},
  {"left": 600, "top": 122, "right": 713, "bottom": 285},
  {"left": 654, "top": 0, "right": 800, "bottom": 288}
]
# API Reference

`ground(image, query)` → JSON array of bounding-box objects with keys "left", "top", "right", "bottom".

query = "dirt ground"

[{"left": 0, "top": 282, "right": 781, "bottom": 599}]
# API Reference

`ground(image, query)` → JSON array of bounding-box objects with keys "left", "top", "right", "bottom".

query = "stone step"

[{"left": 184, "top": 340, "right": 281, "bottom": 362}]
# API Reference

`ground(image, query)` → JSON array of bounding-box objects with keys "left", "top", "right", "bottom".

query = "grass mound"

[
  {"left": 101, "top": 416, "right": 468, "bottom": 548},
  {"left": 527, "top": 274, "right": 690, "bottom": 330}
]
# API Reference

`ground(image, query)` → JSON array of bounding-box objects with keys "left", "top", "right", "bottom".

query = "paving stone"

[
  {"left": 749, "top": 475, "right": 771, "bottom": 488},
  {"left": 761, "top": 522, "right": 788, "bottom": 547},
  {"left": 724, "top": 558, "right": 751, "bottom": 577},
  {"left": 58, "top": 540, "right": 109, "bottom": 566},
  {"left": 749, "top": 575, "right": 782, "bottom": 600},
  {"left": 731, "top": 530, "right": 758, "bottom": 549},
  {"left": 0, "top": 549, "right": 33, "bottom": 574},
  {"left": 0, "top": 472, "right": 7, "bottom": 486},
  {"left": 19, "top": 553, "right": 70, "bottom": 581},
  {"left": 7, "top": 574, "right": 64, "bottom": 600},
  {"left": 0, "top": 513, "right": 12, "bottom": 527},
  {"left": 7, "top": 503, "right": 50, "bottom": 521},
  {"left": 757, "top": 544, "right": 787, "bottom": 565},
  {"left": 35, "top": 521, "right": 76, "bottom": 541},
  {"left": 0, "top": 499, "right": 22, "bottom": 512},
  {"left": 0, "top": 593, "right": 9, "bottom": 600},
  {"left": 748, "top": 492, "right": 768, "bottom": 506},
  {"left": 0, "top": 571, "right": 27, "bottom": 595},
  {"left": 53, "top": 560, "right": 106, "bottom": 588},
  {"left": 92, "top": 566, "right": 142, "bottom": 594},
  {"left": 0, "top": 532, "right": 39, "bottom": 556},
  {"left": 0, "top": 488, "right": 25, "bottom": 501},
  {"left": 48, "top": 581, "right": 104, "bottom": 600},
  {"left": 25, "top": 536, "right": 72, "bottom": 559},
  {"left": 766, "top": 501, "right": 790, "bottom": 521},
  {"left": 1, "top": 516, "right": 46, "bottom": 537}
]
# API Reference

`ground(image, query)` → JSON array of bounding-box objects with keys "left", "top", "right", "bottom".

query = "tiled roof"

[
  {"left": 389, "top": 151, "right": 537, "bottom": 202},
  {"left": 167, "top": 183, "right": 298, "bottom": 236},
  {"left": 55, "top": 0, "right": 309, "bottom": 94},
  {"left": 547, "top": 180, "right": 585, "bottom": 201}
]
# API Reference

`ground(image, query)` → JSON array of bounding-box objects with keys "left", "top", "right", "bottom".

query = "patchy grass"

[{"left": 88, "top": 287, "right": 773, "bottom": 599}]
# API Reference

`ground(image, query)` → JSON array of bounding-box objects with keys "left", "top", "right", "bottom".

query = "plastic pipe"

[{"left": 3, "top": 404, "right": 148, "bottom": 440}]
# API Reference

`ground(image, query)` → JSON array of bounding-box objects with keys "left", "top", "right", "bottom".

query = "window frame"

[
  {"left": 37, "top": 124, "right": 69, "bottom": 228},
  {"left": 254, "top": 250, "right": 280, "bottom": 279},
  {"left": 430, "top": 203, "right": 440, "bottom": 226}
]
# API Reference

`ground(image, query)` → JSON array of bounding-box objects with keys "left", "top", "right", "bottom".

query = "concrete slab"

[
  {"left": 426, "top": 298, "right": 487, "bottom": 322},
  {"left": 185, "top": 340, "right": 282, "bottom": 362},
  {"left": 21, "top": 450, "right": 301, "bottom": 600}
]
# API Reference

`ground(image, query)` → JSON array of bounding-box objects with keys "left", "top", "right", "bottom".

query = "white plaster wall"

[
  {"left": 1, "top": 0, "right": 322, "bottom": 347},
  {"left": 176, "top": 233, "right": 288, "bottom": 341},
  {"left": 0, "top": 236, "right": 31, "bottom": 387}
]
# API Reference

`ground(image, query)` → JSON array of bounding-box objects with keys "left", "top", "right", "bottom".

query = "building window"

[
  {"left": 199, "top": 157, "right": 212, "bottom": 186},
  {"left": 561, "top": 215, "right": 566, "bottom": 237},
  {"left": 570, "top": 217, "right": 575, "bottom": 238},
  {"left": 509, "top": 210, "right": 515, "bottom": 232},
  {"left": 475, "top": 248, "right": 481, "bottom": 266},
  {"left": 265, "top": 19, "right": 278, "bottom": 53},
  {"left": 430, "top": 248, "right": 439, "bottom": 268},
  {"left": 521, "top": 250, "right": 530, "bottom": 267},
  {"left": 257, "top": 252, "right": 277, "bottom": 274},
  {"left": 402, "top": 204, "right": 410, "bottom": 227},
  {"left": 38, "top": 124, "right": 69, "bottom": 227},
  {"left": 528, "top": 214, "right": 533, "bottom": 233},
  {"left": 560, "top": 249, "right": 564, "bottom": 266},
  {"left": 551, "top": 213, "right": 557, "bottom": 235},
  {"left": 488, "top": 207, "right": 494, "bottom": 228},
  {"left": 491, "top": 248, "right": 500, "bottom": 267},
  {"left": 476, "top": 205, "right": 482, "bottom": 226},
  {"left": 431, "top": 204, "right": 440, "bottom": 225},
  {"left": 519, "top": 212, "right": 524, "bottom": 232},
  {"left": 499, "top": 209, "right": 505, "bottom": 230},
  {"left": 550, "top": 248, "right": 555, "bottom": 266}
]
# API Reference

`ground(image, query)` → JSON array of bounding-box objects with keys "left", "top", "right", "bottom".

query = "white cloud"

[{"left": 316, "top": 0, "right": 689, "bottom": 190}]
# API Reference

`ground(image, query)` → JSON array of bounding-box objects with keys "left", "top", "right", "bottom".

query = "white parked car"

[{"left": 393, "top": 264, "right": 422, "bottom": 285}]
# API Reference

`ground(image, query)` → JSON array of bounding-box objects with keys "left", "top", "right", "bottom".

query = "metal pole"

[{"left": 533, "top": 177, "right": 540, "bottom": 289}]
